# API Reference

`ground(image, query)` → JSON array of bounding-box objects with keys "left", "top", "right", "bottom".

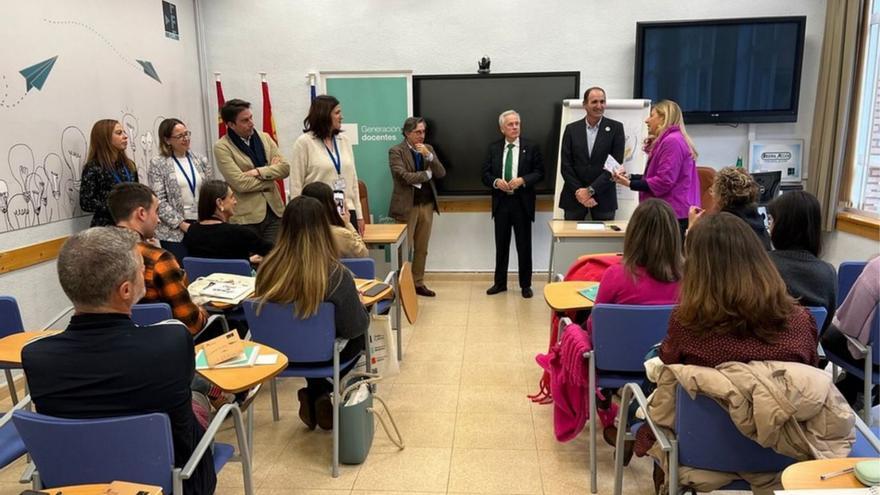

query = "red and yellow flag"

[
  {"left": 216, "top": 76, "right": 227, "bottom": 138},
  {"left": 261, "top": 77, "right": 286, "bottom": 202}
]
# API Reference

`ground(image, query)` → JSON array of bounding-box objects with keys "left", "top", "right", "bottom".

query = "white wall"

[
  {"left": 0, "top": 0, "right": 205, "bottom": 329},
  {"left": 201, "top": 0, "right": 827, "bottom": 273}
]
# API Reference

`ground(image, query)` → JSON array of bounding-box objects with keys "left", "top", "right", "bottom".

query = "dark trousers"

[
  {"left": 822, "top": 326, "right": 879, "bottom": 405},
  {"left": 677, "top": 218, "right": 688, "bottom": 243},
  {"left": 243, "top": 208, "right": 281, "bottom": 245},
  {"left": 304, "top": 335, "right": 365, "bottom": 395},
  {"left": 494, "top": 195, "right": 533, "bottom": 289},
  {"left": 563, "top": 206, "right": 616, "bottom": 221}
]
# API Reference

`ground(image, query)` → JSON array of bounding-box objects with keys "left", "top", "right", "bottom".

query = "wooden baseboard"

[
  {"left": 438, "top": 197, "right": 554, "bottom": 213},
  {"left": 0, "top": 236, "right": 69, "bottom": 275}
]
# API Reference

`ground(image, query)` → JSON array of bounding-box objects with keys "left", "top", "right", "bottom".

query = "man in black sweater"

[{"left": 22, "top": 227, "right": 215, "bottom": 495}]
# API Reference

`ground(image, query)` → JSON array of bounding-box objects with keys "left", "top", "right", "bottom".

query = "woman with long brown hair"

[
  {"left": 80, "top": 119, "right": 139, "bottom": 226},
  {"left": 300, "top": 181, "right": 368, "bottom": 258},
  {"left": 253, "top": 196, "right": 369, "bottom": 430}
]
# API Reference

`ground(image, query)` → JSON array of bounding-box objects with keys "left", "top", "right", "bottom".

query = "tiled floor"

[{"left": 0, "top": 274, "right": 660, "bottom": 494}]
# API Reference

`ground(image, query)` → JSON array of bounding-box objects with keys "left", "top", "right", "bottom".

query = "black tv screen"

[
  {"left": 413, "top": 72, "right": 579, "bottom": 195},
  {"left": 634, "top": 16, "right": 806, "bottom": 123}
]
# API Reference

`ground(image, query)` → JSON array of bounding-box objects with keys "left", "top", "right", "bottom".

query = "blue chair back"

[
  {"left": 159, "top": 240, "right": 188, "bottom": 265},
  {"left": 838, "top": 261, "right": 868, "bottom": 307},
  {"left": 675, "top": 386, "right": 796, "bottom": 473},
  {"left": 341, "top": 258, "right": 376, "bottom": 280},
  {"left": 12, "top": 410, "right": 174, "bottom": 491},
  {"left": 807, "top": 307, "right": 828, "bottom": 332},
  {"left": 0, "top": 296, "right": 24, "bottom": 338},
  {"left": 131, "top": 303, "right": 173, "bottom": 326},
  {"left": 183, "top": 256, "right": 252, "bottom": 281},
  {"left": 591, "top": 304, "right": 675, "bottom": 372},
  {"left": 243, "top": 300, "right": 336, "bottom": 363}
]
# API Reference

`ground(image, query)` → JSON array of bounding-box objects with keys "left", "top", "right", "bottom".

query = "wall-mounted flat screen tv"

[{"left": 634, "top": 16, "right": 806, "bottom": 124}]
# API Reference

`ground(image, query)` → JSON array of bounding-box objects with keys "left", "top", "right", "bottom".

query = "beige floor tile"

[
  {"left": 352, "top": 447, "right": 451, "bottom": 492},
  {"left": 448, "top": 448, "right": 543, "bottom": 494},
  {"left": 0, "top": 457, "right": 25, "bottom": 483},
  {"left": 403, "top": 340, "right": 464, "bottom": 362},
  {"left": 393, "top": 360, "right": 462, "bottom": 385},
  {"left": 462, "top": 342, "right": 524, "bottom": 363},
  {"left": 457, "top": 385, "right": 530, "bottom": 413},
  {"left": 371, "top": 410, "right": 456, "bottom": 450},
  {"left": 257, "top": 490, "right": 350, "bottom": 495},
  {"left": 459, "top": 361, "right": 525, "bottom": 387},
  {"left": 453, "top": 412, "right": 536, "bottom": 450},
  {"left": 407, "top": 325, "right": 467, "bottom": 344},
  {"left": 258, "top": 430, "right": 361, "bottom": 490},
  {"left": 386, "top": 383, "right": 459, "bottom": 413},
  {"left": 538, "top": 449, "right": 650, "bottom": 495},
  {"left": 351, "top": 491, "right": 438, "bottom": 495},
  {"left": 464, "top": 323, "right": 520, "bottom": 344}
]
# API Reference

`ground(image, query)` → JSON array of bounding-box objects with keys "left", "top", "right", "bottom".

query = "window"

[{"left": 848, "top": 1, "right": 880, "bottom": 215}]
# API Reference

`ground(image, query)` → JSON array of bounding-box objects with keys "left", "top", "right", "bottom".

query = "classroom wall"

[
  {"left": 201, "top": 0, "right": 829, "bottom": 272},
  {"left": 0, "top": 0, "right": 206, "bottom": 329}
]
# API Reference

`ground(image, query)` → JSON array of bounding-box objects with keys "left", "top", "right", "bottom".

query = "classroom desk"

[
  {"left": 355, "top": 278, "right": 394, "bottom": 307},
  {"left": 547, "top": 220, "right": 626, "bottom": 282},
  {"left": 0, "top": 330, "right": 62, "bottom": 366},
  {"left": 362, "top": 223, "right": 408, "bottom": 361},
  {"left": 196, "top": 342, "right": 288, "bottom": 394},
  {"left": 543, "top": 281, "right": 599, "bottom": 312},
  {"left": 46, "top": 483, "right": 163, "bottom": 495},
  {"left": 781, "top": 457, "right": 875, "bottom": 489}
]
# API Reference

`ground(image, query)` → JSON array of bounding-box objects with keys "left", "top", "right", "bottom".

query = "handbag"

[
  {"left": 338, "top": 373, "right": 404, "bottom": 464},
  {"left": 355, "top": 313, "right": 400, "bottom": 379}
]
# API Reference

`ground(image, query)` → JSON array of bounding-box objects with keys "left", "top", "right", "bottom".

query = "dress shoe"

[
  {"left": 415, "top": 285, "right": 436, "bottom": 297},
  {"left": 315, "top": 393, "right": 333, "bottom": 430},
  {"left": 603, "top": 425, "right": 634, "bottom": 466},
  {"left": 486, "top": 284, "right": 507, "bottom": 295},
  {"left": 297, "top": 388, "right": 316, "bottom": 430},
  {"left": 522, "top": 287, "right": 533, "bottom": 298}
]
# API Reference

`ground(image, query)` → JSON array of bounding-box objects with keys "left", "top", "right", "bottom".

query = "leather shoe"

[
  {"left": 315, "top": 393, "right": 333, "bottom": 430},
  {"left": 297, "top": 388, "right": 316, "bottom": 430},
  {"left": 603, "top": 425, "right": 634, "bottom": 466},
  {"left": 415, "top": 285, "right": 436, "bottom": 297},
  {"left": 486, "top": 284, "right": 507, "bottom": 295},
  {"left": 522, "top": 287, "right": 533, "bottom": 298}
]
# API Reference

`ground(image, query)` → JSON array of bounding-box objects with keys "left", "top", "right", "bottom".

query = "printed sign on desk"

[{"left": 749, "top": 139, "right": 804, "bottom": 183}]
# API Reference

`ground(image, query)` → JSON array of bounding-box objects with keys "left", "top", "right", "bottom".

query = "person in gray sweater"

[{"left": 767, "top": 191, "right": 837, "bottom": 332}]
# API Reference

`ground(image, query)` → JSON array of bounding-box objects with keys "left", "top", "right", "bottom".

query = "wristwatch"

[{"left": 587, "top": 186, "right": 596, "bottom": 196}]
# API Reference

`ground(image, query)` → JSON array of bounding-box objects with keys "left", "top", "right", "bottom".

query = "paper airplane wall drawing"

[
  {"left": 20, "top": 56, "right": 58, "bottom": 91},
  {"left": 137, "top": 60, "right": 161, "bottom": 83}
]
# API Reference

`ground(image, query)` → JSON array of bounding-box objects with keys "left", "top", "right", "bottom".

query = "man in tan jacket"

[
  {"left": 388, "top": 117, "right": 446, "bottom": 297},
  {"left": 214, "top": 98, "right": 290, "bottom": 244}
]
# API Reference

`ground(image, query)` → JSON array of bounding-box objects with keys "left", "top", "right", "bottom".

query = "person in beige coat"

[
  {"left": 301, "top": 181, "right": 368, "bottom": 258},
  {"left": 214, "top": 98, "right": 290, "bottom": 244}
]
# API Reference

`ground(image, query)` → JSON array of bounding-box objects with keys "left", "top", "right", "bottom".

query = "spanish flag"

[
  {"left": 261, "top": 75, "right": 286, "bottom": 202},
  {"left": 215, "top": 74, "right": 226, "bottom": 138}
]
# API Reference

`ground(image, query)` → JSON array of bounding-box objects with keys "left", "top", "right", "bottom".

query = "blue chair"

[
  {"left": 340, "top": 257, "right": 394, "bottom": 315},
  {"left": 852, "top": 413, "right": 880, "bottom": 457},
  {"left": 826, "top": 305, "right": 880, "bottom": 422},
  {"left": 182, "top": 256, "right": 253, "bottom": 281},
  {"left": 612, "top": 384, "right": 798, "bottom": 494},
  {"left": 837, "top": 261, "right": 868, "bottom": 307},
  {"left": 160, "top": 240, "right": 189, "bottom": 265},
  {"left": 579, "top": 303, "right": 676, "bottom": 493},
  {"left": 13, "top": 402, "right": 253, "bottom": 495},
  {"left": 0, "top": 296, "right": 25, "bottom": 403},
  {"left": 131, "top": 302, "right": 229, "bottom": 342},
  {"left": 242, "top": 300, "right": 368, "bottom": 477},
  {"left": 0, "top": 394, "right": 30, "bottom": 470},
  {"left": 807, "top": 306, "right": 828, "bottom": 331}
]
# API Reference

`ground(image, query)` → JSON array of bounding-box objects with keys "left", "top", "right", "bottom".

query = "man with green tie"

[{"left": 481, "top": 110, "right": 544, "bottom": 298}]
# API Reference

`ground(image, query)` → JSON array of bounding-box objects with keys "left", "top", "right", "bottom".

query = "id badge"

[{"left": 333, "top": 177, "right": 346, "bottom": 191}]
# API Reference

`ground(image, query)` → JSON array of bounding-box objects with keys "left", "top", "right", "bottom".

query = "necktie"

[{"left": 503, "top": 143, "right": 514, "bottom": 181}]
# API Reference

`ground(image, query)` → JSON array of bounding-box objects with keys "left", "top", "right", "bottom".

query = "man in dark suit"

[
  {"left": 482, "top": 110, "right": 544, "bottom": 298},
  {"left": 559, "top": 87, "right": 625, "bottom": 220},
  {"left": 388, "top": 117, "right": 447, "bottom": 297},
  {"left": 21, "top": 227, "right": 216, "bottom": 495}
]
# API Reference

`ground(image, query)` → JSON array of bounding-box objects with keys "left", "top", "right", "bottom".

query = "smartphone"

[
  {"left": 333, "top": 190, "right": 345, "bottom": 215},
  {"left": 609, "top": 224, "right": 622, "bottom": 231}
]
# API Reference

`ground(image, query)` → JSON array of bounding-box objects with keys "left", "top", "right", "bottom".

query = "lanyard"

[
  {"left": 324, "top": 137, "right": 342, "bottom": 175},
  {"left": 172, "top": 153, "right": 197, "bottom": 196},
  {"left": 109, "top": 165, "right": 132, "bottom": 184}
]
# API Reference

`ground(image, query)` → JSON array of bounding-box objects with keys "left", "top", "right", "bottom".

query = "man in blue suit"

[{"left": 481, "top": 110, "right": 544, "bottom": 298}]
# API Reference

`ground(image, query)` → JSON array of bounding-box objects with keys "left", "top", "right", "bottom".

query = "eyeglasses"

[{"left": 171, "top": 131, "right": 192, "bottom": 139}]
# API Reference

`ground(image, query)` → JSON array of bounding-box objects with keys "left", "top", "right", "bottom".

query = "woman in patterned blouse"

[{"left": 79, "top": 119, "right": 139, "bottom": 226}]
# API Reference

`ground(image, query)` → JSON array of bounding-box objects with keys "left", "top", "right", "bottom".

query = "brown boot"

[
  {"left": 653, "top": 462, "right": 665, "bottom": 494},
  {"left": 603, "top": 425, "right": 634, "bottom": 466},
  {"left": 315, "top": 393, "right": 333, "bottom": 430},
  {"left": 297, "top": 388, "right": 316, "bottom": 430}
]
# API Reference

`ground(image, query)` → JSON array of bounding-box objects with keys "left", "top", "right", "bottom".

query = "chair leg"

[
  {"left": 332, "top": 346, "right": 341, "bottom": 478},
  {"left": 588, "top": 353, "right": 597, "bottom": 494},
  {"left": 864, "top": 347, "right": 873, "bottom": 423},
  {"left": 247, "top": 403, "right": 255, "bottom": 458},
  {"left": 270, "top": 378, "right": 280, "bottom": 422},
  {"left": 4, "top": 369, "right": 18, "bottom": 404}
]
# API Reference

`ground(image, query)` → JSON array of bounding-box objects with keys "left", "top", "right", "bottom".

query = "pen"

[{"left": 819, "top": 466, "right": 854, "bottom": 480}]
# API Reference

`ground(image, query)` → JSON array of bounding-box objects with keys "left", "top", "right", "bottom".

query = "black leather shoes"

[
  {"left": 486, "top": 285, "right": 507, "bottom": 295},
  {"left": 521, "top": 287, "right": 533, "bottom": 298},
  {"left": 415, "top": 285, "right": 436, "bottom": 297}
]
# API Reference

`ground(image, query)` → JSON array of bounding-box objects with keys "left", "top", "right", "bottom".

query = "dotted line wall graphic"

[
  {"left": 0, "top": 75, "right": 27, "bottom": 109},
  {"left": 43, "top": 18, "right": 139, "bottom": 70}
]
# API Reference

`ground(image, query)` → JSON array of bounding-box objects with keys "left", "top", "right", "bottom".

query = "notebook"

[
  {"left": 579, "top": 285, "right": 600, "bottom": 301},
  {"left": 195, "top": 344, "right": 261, "bottom": 370},
  {"left": 189, "top": 273, "right": 255, "bottom": 304}
]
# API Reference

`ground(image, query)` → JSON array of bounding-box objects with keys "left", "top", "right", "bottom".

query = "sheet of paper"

[
  {"left": 604, "top": 154, "right": 621, "bottom": 173},
  {"left": 775, "top": 490, "right": 876, "bottom": 495},
  {"left": 576, "top": 223, "right": 606, "bottom": 231},
  {"left": 256, "top": 354, "right": 279, "bottom": 365}
]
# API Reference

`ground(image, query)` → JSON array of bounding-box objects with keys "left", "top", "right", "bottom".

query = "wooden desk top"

[
  {"left": 781, "top": 457, "right": 875, "bottom": 489},
  {"left": 49, "top": 482, "right": 163, "bottom": 495},
  {"left": 0, "top": 330, "right": 62, "bottom": 366},
  {"left": 363, "top": 224, "right": 407, "bottom": 244},
  {"left": 196, "top": 342, "right": 288, "bottom": 393},
  {"left": 355, "top": 278, "right": 394, "bottom": 306},
  {"left": 543, "top": 281, "right": 599, "bottom": 311},
  {"left": 549, "top": 220, "right": 627, "bottom": 238}
]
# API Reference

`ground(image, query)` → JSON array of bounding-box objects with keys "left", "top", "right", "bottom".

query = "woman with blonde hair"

[
  {"left": 253, "top": 196, "right": 369, "bottom": 430},
  {"left": 148, "top": 118, "right": 213, "bottom": 241},
  {"left": 80, "top": 119, "right": 139, "bottom": 226},
  {"left": 612, "top": 100, "right": 701, "bottom": 238}
]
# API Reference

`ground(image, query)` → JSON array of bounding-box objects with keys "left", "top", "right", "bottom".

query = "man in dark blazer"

[
  {"left": 388, "top": 117, "right": 446, "bottom": 297},
  {"left": 21, "top": 227, "right": 216, "bottom": 495},
  {"left": 559, "top": 87, "right": 625, "bottom": 220},
  {"left": 481, "top": 110, "right": 544, "bottom": 298}
]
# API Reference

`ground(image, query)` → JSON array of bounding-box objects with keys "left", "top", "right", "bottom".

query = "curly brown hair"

[{"left": 713, "top": 166, "right": 758, "bottom": 210}]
